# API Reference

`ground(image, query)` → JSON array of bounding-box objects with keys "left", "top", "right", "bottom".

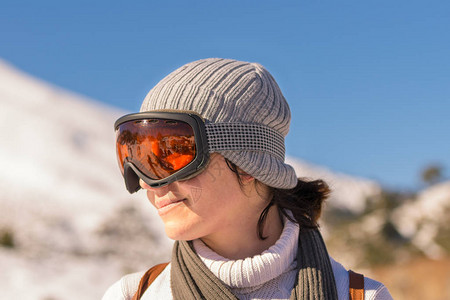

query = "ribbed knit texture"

[
  {"left": 192, "top": 217, "right": 299, "bottom": 298},
  {"left": 102, "top": 247, "right": 394, "bottom": 300},
  {"left": 140, "top": 58, "right": 297, "bottom": 189},
  {"left": 171, "top": 240, "right": 238, "bottom": 300},
  {"left": 170, "top": 226, "right": 338, "bottom": 299},
  {"left": 294, "top": 228, "right": 338, "bottom": 299},
  {"left": 102, "top": 257, "right": 394, "bottom": 300}
]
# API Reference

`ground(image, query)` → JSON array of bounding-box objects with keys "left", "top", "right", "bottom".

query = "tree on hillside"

[{"left": 421, "top": 164, "right": 444, "bottom": 185}]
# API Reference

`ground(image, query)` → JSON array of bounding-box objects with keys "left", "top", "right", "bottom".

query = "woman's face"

[{"left": 140, "top": 154, "right": 267, "bottom": 241}]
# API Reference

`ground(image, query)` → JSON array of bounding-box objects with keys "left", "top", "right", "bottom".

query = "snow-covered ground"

[{"left": 0, "top": 60, "right": 172, "bottom": 299}]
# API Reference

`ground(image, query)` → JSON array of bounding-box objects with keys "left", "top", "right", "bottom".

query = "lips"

[{"left": 155, "top": 197, "right": 187, "bottom": 209}]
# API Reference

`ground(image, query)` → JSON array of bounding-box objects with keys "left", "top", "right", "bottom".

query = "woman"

[{"left": 103, "top": 58, "right": 393, "bottom": 299}]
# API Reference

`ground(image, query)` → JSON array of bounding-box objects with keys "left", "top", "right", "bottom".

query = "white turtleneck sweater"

[{"left": 102, "top": 219, "right": 393, "bottom": 300}]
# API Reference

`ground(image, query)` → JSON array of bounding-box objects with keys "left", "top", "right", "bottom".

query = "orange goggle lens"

[{"left": 116, "top": 118, "right": 196, "bottom": 180}]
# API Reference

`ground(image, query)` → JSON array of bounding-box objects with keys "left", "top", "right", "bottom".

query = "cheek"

[
  {"left": 185, "top": 173, "right": 241, "bottom": 209},
  {"left": 146, "top": 190, "right": 156, "bottom": 207},
  {"left": 182, "top": 171, "right": 221, "bottom": 201}
]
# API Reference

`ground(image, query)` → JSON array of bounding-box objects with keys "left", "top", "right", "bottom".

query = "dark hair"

[{"left": 225, "top": 158, "right": 330, "bottom": 240}]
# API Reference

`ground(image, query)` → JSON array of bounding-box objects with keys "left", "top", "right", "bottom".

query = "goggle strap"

[{"left": 205, "top": 123, "right": 285, "bottom": 160}]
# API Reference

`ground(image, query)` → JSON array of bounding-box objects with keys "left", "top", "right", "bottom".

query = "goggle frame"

[{"left": 114, "top": 111, "right": 210, "bottom": 193}]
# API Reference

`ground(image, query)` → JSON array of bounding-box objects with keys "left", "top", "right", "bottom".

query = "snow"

[
  {"left": 286, "top": 157, "right": 381, "bottom": 213},
  {"left": 391, "top": 181, "right": 450, "bottom": 258},
  {"left": 0, "top": 59, "right": 172, "bottom": 299}
]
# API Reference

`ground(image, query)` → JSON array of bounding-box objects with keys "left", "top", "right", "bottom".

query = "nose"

[
  {"left": 139, "top": 178, "right": 152, "bottom": 190},
  {"left": 139, "top": 179, "right": 174, "bottom": 197}
]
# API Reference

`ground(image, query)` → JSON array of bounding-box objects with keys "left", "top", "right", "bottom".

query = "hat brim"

[{"left": 219, "top": 150, "right": 297, "bottom": 189}]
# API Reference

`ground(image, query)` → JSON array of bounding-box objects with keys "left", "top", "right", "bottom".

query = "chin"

[{"left": 164, "top": 224, "right": 201, "bottom": 241}]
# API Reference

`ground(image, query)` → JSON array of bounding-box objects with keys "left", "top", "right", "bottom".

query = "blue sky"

[{"left": 1, "top": 0, "right": 449, "bottom": 190}]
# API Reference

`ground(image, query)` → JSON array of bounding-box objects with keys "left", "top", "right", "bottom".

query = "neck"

[{"left": 200, "top": 205, "right": 283, "bottom": 260}]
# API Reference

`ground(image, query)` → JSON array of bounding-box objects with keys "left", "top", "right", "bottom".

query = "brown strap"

[
  {"left": 131, "top": 262, "right": 169, "bottom": 300},
  {"left": 349, "top": 270, "right": 365, "bottom": 300}
]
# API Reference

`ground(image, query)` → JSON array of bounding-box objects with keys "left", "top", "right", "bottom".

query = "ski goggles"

[
  {"left": 115, "top": 110, "right": 286, "bottom": 193},
  {"left": 114, "top": 111, "right": 209, "bottom": 193}
]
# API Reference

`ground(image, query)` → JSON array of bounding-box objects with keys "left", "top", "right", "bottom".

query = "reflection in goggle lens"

[{"left": 116, "top": 119, "right": 196, "bottom": 180}]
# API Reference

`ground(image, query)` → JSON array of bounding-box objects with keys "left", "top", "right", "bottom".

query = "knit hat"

[{"left": 140, "top": 58, "right": 297, "bottom": 189}]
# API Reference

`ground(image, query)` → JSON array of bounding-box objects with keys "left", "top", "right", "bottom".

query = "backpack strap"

[
  {"left": 349, "top": 270, "right": 365, "bottom": 300},
  {"left": 131, "top": 262, "right": 169, "bottom": 300}
]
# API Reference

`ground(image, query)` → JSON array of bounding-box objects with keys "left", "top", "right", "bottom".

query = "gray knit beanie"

[{"left": 140, "top": 58, "right": 297, "bottom": 189}]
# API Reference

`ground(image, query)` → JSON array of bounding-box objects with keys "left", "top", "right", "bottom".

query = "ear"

[{"left": 240, "top": 173, "right": 255, "bottom": 184}]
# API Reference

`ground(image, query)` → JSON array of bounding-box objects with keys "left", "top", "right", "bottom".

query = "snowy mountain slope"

[
  {"left": 391, "top": 181, "right": 450, "bottom": 258},
  {"left": 287, "top": 157, "right": 381, "bottom": 213},
  {"left": 0, "top": 59, "right": 164, "bottom": 241},
  {"left": 0, "top": 59, "right": 382, "bottom": 299},
  {"left": 0, "top": 60, "right": 172, "bottom": 300}
]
